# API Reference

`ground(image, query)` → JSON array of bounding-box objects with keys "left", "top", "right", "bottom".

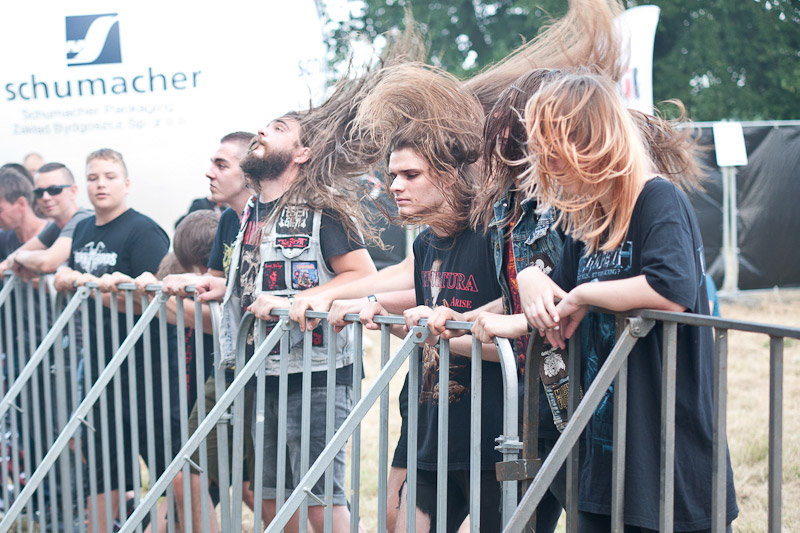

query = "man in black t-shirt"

[
  {"left": 159, "top": 131, "right": 259, "bottom": 533},
  {"left": 54, "top": 148, "right": 170, "bottom": 533}
]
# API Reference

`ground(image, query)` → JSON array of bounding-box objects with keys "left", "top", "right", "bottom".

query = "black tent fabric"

[{"left": 688, "top": 123, "right": 800, "bottom": 290}]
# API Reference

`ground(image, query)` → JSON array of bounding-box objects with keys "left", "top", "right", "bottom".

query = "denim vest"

[
  {"left": 489, "top": 194, "right": 563, "bottom": 313},
  {"left": 218, "top": 197, "right": 353, "bottom": 374},
  {"left": 490, "top": 194, "right": 567, "bottom": 435}
]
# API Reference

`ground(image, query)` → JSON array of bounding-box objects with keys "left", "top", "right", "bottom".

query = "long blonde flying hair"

[{"left": 523, "top": 72, "right": 650, "bottom": 254}]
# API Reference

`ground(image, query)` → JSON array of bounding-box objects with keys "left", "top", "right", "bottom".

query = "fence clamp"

[
  {"left": 411, "top": 325, "right": 430, "bottom": 345},
  {"left": 184, "top": 456, "right": 205, "bottom": 473},
  {"left": 627, "top": 316, "right": 655, "bottom": 338},
  {"left": 77, "top": 416, "right": 96, "bottom": 433},
  {"left": 303, "top": 487, "right": 326, "bottom": 506},
  {"left": 495, "top": 435, "right": 523, "bottom": 454}
]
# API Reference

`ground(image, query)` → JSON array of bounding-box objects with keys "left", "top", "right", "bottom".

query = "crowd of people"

[{"left": 1, "top": 0, "right": 739, "bottom": 531}]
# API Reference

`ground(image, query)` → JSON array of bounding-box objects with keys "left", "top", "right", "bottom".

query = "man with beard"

[{"left": 196, "top": 112, "right": 376, "bottom": 532}]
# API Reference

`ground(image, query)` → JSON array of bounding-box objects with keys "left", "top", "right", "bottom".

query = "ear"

[{"left": 294, "top": 146, "right": 311, "bottom": 165}]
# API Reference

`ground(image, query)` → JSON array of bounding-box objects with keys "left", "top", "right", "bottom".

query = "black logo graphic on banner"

[{"left": 66, "top": 14, "right": 122, "bottom": 67}]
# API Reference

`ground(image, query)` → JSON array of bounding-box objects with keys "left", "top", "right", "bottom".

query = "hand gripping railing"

[
  {"left": 0, "top": 284, "right": 167, "bottom": 532},
  {"left": 504, "top": 309, "right": 800, "bottom": 533}
]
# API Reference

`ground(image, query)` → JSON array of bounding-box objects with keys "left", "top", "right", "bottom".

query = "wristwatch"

[{"left": 367, "top": 294, "right": 378, "bottom": 303}]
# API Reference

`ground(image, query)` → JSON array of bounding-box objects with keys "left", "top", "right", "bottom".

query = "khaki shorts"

[{"left": 188, "top": 376, "right": 256, "bottom": 485}]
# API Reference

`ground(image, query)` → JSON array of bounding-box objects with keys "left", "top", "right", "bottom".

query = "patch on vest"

[
  {"left": 262, "top": 261, "right": 287, "bottom": 291},
  {"left": 274, "top": 236, "right": 310, "bottom": 260},
  {"left": 528, "top": 253, "right": 554, "bottom": 275},
  {"left": 292, "top": 261, "right": 319, "bottom": 289}
]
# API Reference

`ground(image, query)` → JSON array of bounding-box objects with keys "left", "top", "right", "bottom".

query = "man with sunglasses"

[{"left": 2, "top": 162, "right": 92, "bottom": 276}]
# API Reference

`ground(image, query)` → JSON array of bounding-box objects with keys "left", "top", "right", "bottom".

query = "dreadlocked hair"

[
  {"left": 262, "top": 18, "right": 426, "bottom": 249},
  {"left": 351, "top": 62, "right": 484, "bottom": 237},
  {"left": 464, "top": 0, "right": 625, "bottom": 116}
]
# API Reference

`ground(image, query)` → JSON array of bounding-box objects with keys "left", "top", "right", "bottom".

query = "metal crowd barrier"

[
  {"left": 119, "top": 310, "right": 522, "bottom": 533},
  {"left": 3, "top": 271, "right": 795, "bottom": 533},
  {"left": 506, "top": 309, "right": 800, "bottom": 533},
  {"left": 0, "top": 277, "right": 221, "bottom": 533}
]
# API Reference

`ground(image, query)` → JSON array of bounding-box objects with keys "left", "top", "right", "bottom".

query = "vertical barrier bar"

[
  {"left": 610, "top": 316, "right": 628, "bottom": 531},
  {"left": 565, "top": 329, "right": 581, "bottom": 533},
  {"left": 275, "top": 321, "right": 289, "bottom": 513},
  {"left": 407, "top": 331, "right": 420, "bottom": 532},
  {"left": 230, "top": 314, "right": 246, "bottom": 530},
  {"left": 0, "top": 276, "right": 13, "bottom": 523},
  {"left": 53, "top": 293, "right": 74, "bottom": 533},
  {"left": 109, "top": 294, "right": 128, "bottom": 525},
  {"left": 350, "top": 322, "right": 363, "bottom": 533},
  {"left": 124, "top": 289, "right": 143, "bottom": 533},
  {"left": 27, "top": 281, "right": 47, "bottom": 532},
  {"left": 82, "top": 291, "right": 100, "bottom": 533},
  {"left": 711, "top": 328, "right": 728, "bottom": 532},
  {"left": 8, "top": 282, "right": 24, "bottom": 533},
  {"left": 659, "top": 322, "right": 677, "bottom": 533},
  {"left": 768, "top": 336, "right": 783, "bottom": 533},
  {"left": 38, "top": 280, "right": 59, "bottom": 531},
  {"left": 211, "top": 305, "right": 232, "bottom": 533},
  {"left": 377, "top": 325, "right": 390, "bottom": 533},
  {"left": 176, "top": 297, "right": 193, "bottom": 533},
  {"left": 324, "top": 321, "right": 337, "bottom": 532},
  {"left": 252, "top": 318, "right": 267, "bottom": 532},
  {"left": 469, "top": 337, "right": 482, "bottom": 533},
  {"left": 69, "top": 298, "right": 87, "bottom": 533},
  {"left": 158, "top": 296, "right": 176, "bottom": 532},
  {"left": 299, "top": 327, "right": 314, "bottom": 532},
  {"left": 194, "top": 297, "right": 211, "bottom": 533},
  {"left": 435, "top": 339, "right": 450, "bottom": 533},
  {"left": 140, "top": 292, "right": 159, "bottom": 531},
  {"left": 94, "top": 287, "right": 114, "bottom": 533}
]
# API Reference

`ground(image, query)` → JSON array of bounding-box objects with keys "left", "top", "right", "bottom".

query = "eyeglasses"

[{"left": 33, "top": 185, "right": 71, "bottom": 198}]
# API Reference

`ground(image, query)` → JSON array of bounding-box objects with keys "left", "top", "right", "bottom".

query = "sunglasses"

[{"left": 33, "top": 184, "right": 71, "bottom": 198}]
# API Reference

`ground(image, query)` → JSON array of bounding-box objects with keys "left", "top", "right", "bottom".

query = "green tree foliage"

[{"left": 324, "top": 0, "right": 800, "bottom": 120}]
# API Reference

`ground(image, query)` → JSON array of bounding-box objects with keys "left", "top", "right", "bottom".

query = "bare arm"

[{"left": 13, "top": 236, "right": 72, "bottom": 273}]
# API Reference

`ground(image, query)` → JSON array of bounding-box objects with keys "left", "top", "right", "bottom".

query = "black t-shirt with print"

[
  {"left": 207, "top": 207, "right": 240, "bottom": 276},
  {"left": 551, "top": 178, "right": 737, "bottom": 530},
  {"left": 413, "top": 227, "right": 504, "bottom": 470},
  {"left": 70, "top": 208, "right": 176, "bottom": 449},
  {"left": 235, "top": 197, "right": 364, "bottom": 388},
  {"left": 70, "top": 209, "right": 169, "bottom": 278}
]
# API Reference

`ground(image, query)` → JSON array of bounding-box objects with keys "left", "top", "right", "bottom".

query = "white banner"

[
  {"left": 0, "top": 1, "right": 327, "bottom": 234},
  {"left": 615, "top": 5, "right": 660, "bottom": 115}
]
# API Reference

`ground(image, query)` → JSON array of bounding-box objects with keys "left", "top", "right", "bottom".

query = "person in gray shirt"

[{"left": 3, "top": 162, "right": 92, "bottom": 275}]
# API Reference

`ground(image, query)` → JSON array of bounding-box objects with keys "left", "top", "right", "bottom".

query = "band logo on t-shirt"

[
  {"left": 577, "top": 240, "right": 633, "bottom": 282},
  {"left": 73, "top": 241, "right": 118, "bottom": 275}
]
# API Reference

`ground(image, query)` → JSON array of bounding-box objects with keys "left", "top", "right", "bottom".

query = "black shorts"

[
  {"left": 392, "top": 374, "right": 409, "bottom": 468},
  {"left": 411, "top": 468, "right": 501, "bottom": 533}
]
